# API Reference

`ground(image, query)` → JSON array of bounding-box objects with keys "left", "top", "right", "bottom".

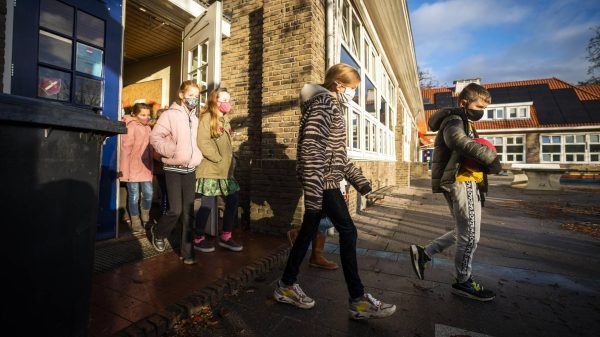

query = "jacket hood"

[
  {"left": 299, "top": 84, "right": 334, "bottom": 107},
  {"left": 428, "top": 107, "right": 465, "bottom": 132}
]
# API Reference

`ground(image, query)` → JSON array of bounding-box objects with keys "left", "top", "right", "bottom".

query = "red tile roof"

[{"left": 422, "top": 78, "right": 600, "bottom": 132}]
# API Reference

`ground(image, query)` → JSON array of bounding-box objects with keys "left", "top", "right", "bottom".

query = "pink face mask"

[
  {"left": 218, "top": 101, "right": 231, "bottom": 114},
  {"left": 138, "top": 117, "right": 151, "bottom": 124}
]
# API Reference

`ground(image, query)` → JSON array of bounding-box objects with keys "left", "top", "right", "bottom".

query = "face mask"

[
  {"left": 184, "top": 97, "right": 198, "bottom": 110},
  {"left": 466, "top": 108, "right": 484, "bottom": 121},
  {"left": 138, "top": 117, "right": 151, "bottom": 124},
  {"left": 218, "top": 102, "right": 231, "bottom": 114},
  {"left": 338, "top": 86, "right": 356, "bottom": 104}
]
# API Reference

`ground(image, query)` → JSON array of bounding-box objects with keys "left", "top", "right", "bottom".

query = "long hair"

[
  {"left": 200, "top": 88, "right": 229, "bottom": 138},
  {"left": 322, "top": 63, "right": 360, "bottom": 91}
]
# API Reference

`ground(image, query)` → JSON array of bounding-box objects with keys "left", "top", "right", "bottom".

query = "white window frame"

[
  {"left": 540, "top": 133, "right": 599, "bottom": 163},
  {"left": 482, "top": 102, "right": 532, "bottom": 121},
  {"left": 338, "top": 0, "right": 395, "bottom": 161},
  {"left": 483, "top": 135, "right": 526, "bottom": 163},
  {"left": 590, "top": 134, "right": 600, "bottom": 162}
]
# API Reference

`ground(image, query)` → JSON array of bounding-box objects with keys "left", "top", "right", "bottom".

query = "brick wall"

[
  {"left": 526, "top": 132, "right": 540, "bottom": 163},
  {"left": 0, "top": 0, "right": 6, "bottom": 92},
  {"left": 221, "top": 0, "right": 401, "bottom": 233}
]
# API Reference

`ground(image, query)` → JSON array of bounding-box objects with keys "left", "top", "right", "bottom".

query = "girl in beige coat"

[{"left": 193, "top": 88, "right": 243, "bottom": 253}]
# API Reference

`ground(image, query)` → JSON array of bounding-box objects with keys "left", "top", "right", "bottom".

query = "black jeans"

[
  {"left": 195, "top": 193, "right": 239, "bottom": 236},
  {"left": 155, "top": 171, "right": 196, "bottom": 259},
  {"left": 156, "top": 173, "right": 169, "bottom": 215},
  {"left": 281, "top": 189, "right": 364, "bottom": 299}
]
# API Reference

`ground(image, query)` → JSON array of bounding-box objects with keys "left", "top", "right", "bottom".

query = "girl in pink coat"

[
  {"left": 119, "top": 103, "right": 154, "bottom": 234},
  {"left": 150, "top": 81, "right": 203, "bottom": 265}
]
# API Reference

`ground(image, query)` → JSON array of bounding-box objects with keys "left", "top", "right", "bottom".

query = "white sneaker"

[{"left": 273, "top": 281, "right": 315, "bottom": 309}]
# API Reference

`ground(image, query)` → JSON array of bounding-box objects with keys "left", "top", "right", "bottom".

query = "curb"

[{"left": 111, "top": 243, "right": 291, "bottom": 337}]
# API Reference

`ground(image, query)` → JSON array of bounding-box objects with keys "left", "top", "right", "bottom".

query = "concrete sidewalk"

[{"left": 169, "top": 176, "right": 600, "bottom": 337}]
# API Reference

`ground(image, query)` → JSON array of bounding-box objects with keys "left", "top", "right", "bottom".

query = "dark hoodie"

[
  {"left": 428, "top": 108, "right": 496, "bottom": 193},
  {"left": 297, "top": 84, "right": 370, "bottom": 211}
]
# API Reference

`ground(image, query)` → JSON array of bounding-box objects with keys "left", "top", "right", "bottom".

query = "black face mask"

[{"left": 465, "top": 108, "right": 484, "bottom": 121}]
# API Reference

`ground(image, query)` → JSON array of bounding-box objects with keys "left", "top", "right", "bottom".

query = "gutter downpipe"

[{"left": 326, "top": 0, "right": 335, "bottom": 68}]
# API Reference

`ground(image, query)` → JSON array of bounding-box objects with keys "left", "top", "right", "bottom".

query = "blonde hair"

[
  {"left": 200, "top": 88, "right": 229, "bottom": 138},
  {"left": 459, "top": 83, "right": 491, "bottom": 105},
  {"left": 323, "top": 63, "right": 360, "bottom": 91},
  {"left": 178, "top": 80, "right": 200, "bottom": 103}
]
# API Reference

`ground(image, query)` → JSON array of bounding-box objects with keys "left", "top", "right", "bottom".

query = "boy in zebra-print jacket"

[{"left": 274, "top": 64, "right": 397, "bottom": 320}]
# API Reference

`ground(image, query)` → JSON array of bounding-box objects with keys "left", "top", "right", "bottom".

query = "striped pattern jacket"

[{"left": 297, "top": 84, "right": 370, "bottom": 211}]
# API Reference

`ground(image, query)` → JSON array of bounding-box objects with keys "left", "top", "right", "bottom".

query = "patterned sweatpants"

[{"left": 425, "top": 181, "right": 481, "bottom": 283}]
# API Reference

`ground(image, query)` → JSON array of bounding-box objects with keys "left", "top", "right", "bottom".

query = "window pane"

[
  {"left": 515, "top": 137, "right": 523, "bottom": 144},
  {"left": 76, "top": 43, "right": 103, "bottom": 77},
  {"left": 566, "top": 154, "right": 573, "bottom": 161},
  {"left": 38, "top": 67, "right": 71, "bottom": 101},
  {"left": 77, "top": 11, "right": 104, "bottom": 47},
  {"left": 507, "top": 138, "right": 514, "bottom": 144},
  {"left": 486, "top": 109, "right": 494, "bottom": 119},
  {"left": 590, "top": 135, "right": 599, "bottom": 143},
  {"left": 518, "top": 108, "right": 527, "bottom": 117},
  {"left": 542, "top": 145, "right": 561, "bottom": 153},
  {"left": 351, "top": 13, "right": 360, "bottom": 56},
  {"left": 340, "top": 46, "right": 359, "bottom": 72},
  {"left": 576, "top": 135, "right": 585, "bottom": 143},
  {"left": 565, "top": 145, "right": 585, "bottom": 152},
  {"left": 496, "top": 108, "right": 504, "bottom": 119},
  {"left": 591, "top": 154, "right": 599, "bottom": 162},
  {"left": 590, "top": 144, "right": 600, "bottom": 152},
  {"left": 509, "top": 108, "right": 517, "bottom": 118},
  {"left": 516, "top": 154, "right": 523, "bottom": 161},
  {"left": 365, "top": 77, "right": 376, "bottom": 114},
  {"left": 542, "top": 154, "right": 551, "bottom": 161},
  {"left": 40, "top": 0, "right": 74, "bottom": 36},
  {"left": 341, "top": 1, "right": 349, "bottom": 44},
  {"left": 552, "top": 136, "right": 561, "bottom": 143},
  {"left": 191, "top": 48, "right": 198, "bottom": 70},
  {"left": 576, "top": 154, "right": 584, "bottom": 161},
  {"left": 201, "top": 42, "right": 208, "bottom": 63},
  {"left": 352, "top": 112, "right": 360, "bottom": 149},
  {"left": 552, "top": 154, "right": 561, "bottom": 161},
  {"left": 365, "top": 121, "right": 370, "bottom": 151},
  {"left": 542, "top": 136, "right": 550, "bottom": 143},
  {"left": 371, "top": 124, "right": 376, "bottom": 151},
  {"left": 74, "top": 76, "right": 102, "bottom": 107},
  {"left": 380, "top": 98, "right": 387, "bottom": 124},
  {"left": 507, "top": 145, "right": 523, "bottom": 153},
  {"left": 565, "top": 135, "right": 574, "bottom": 143},
  {"left": 39, "top": 30, "right": 72, "bottom": 69}
]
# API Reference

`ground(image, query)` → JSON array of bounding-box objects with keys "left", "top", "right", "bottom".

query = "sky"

[{"left": 407, "top": 0, "right": 600, "bottom": 86}]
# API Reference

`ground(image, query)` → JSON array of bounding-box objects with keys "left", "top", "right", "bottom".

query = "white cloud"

[{"left": 411, "top": 0, "right": 531, "bottom": 57}]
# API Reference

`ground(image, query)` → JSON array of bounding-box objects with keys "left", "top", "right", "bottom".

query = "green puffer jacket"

[
  {"left": 195, "top": 113, "right": 235, "bottom": 179},
  {"left": 429, "top": 108, "right": 496, "bottom": 193}
]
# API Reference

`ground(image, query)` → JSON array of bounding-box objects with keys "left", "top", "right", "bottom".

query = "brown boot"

[
  {"left": 309, "top": 232, "right": 338, "bottom": 270},
  {"left": 130, "top": 215, "right": 144, "bottom": 235},
  {"left": 287, "top": 228, "right": 299, "bottom": 247},
  {"left": 140, "top": 208, "right": 150, "bottom": 223}
]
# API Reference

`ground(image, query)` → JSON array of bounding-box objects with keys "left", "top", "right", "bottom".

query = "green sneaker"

[
  {"left": 349, "top": 293, "right": 396, "bottom": 320},
  {"left": 452, "top": 278, "right": 496, "bottom": 301},
  {"left": 273, "top": 281, "right": 315, "bottom": 309}
]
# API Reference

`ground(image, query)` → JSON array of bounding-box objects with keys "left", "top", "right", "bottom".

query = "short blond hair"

[
  {"left": 323, "top": 63, "right": 360, "bottom": 91},
  {"left": 459, "top": 83, "right": 491, "bottom": 104}
]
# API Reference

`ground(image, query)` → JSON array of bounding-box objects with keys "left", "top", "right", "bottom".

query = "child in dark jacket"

[{"left": 409, "top": 83, "right": 502, "bottom": 302}]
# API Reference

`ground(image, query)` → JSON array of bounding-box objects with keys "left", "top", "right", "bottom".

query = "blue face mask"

[{"left": 184, "top": 97, "right": 198, "bottom": 110}]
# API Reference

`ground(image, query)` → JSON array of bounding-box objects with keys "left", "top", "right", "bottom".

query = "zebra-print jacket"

[{"left": 297, "top": 84, "right": 371, "bottom": 211}]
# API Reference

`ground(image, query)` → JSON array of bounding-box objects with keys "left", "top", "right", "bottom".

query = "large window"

[
  {"left": 338, "top": 0, "right": 396, "bottom": 160},
  {"left": 541, "top": 134, "right": 599, "bottom": 163},
  {"left": 37, "top": 0, "right": 105, "bottom": 108},
  {"left": 484, "top": 135, "right": 525, "bottom": 163}
]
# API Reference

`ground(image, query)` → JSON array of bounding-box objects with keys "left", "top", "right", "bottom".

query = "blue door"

[{"left": 12, "top": 0, "right": 124, "bottom": 240}]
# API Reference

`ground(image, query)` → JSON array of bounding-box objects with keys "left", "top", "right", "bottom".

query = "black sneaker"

[
  {"left": 452, "top": 278, "right": 496, "bottom": 302},
  {"left": 219, "top": 237, "right": 243, "bottom": 252},
  {"left": 151, "top": 225, "right": 166, "bottom": 252},
  {"left": 410, "top": 244, "right": 430, "bottom": 280},
  {"left": 193, "top": 236, "right": 216, "bottom": 253}
]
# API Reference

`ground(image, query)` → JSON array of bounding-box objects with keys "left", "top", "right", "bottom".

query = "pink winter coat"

[
  {"left": 150, "top": 102, "right": 203, "bottom": 168},
  {"left": 119, "top": 115, "right": 154, "bottom": 182}
]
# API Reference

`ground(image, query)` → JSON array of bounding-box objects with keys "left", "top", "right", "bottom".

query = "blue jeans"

[
  {"left": 282, "top": 189, "right": 364, "bottom": 299},
  {"left": 126, "top": 181, "right": 153, "bottom": 216}
]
